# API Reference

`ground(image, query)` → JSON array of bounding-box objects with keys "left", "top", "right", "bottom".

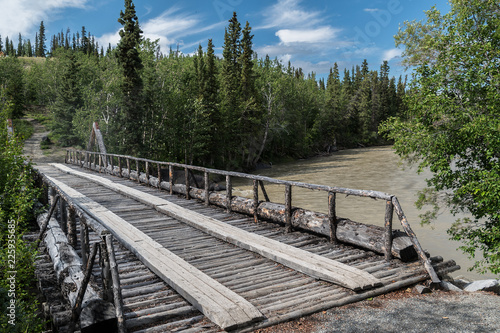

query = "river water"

[{"left": 233, "top": 146, "right": 496, "bottom": 280}]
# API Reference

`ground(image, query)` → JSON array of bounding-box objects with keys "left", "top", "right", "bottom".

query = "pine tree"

[
  {"left": 17, "top": 33, "right": 23, "bottom": 57},
  {"left": 116, "top": 0, "right": 144, "bottom": 154},
  {"left": 204, "top": 39, "right": 220, "bottom": 165},
  {"left": 378, "top": 61, "right": 391, "bottom": 119},
  {"left": 26, "top": 40, "right": 33, "bottom": 57},
  {"left": 317, "top": 62, "right": 342, "bottom": 150},
  {"left": 0, "top": 35, "right": 3, "bottom": 53},
  {"left": 80, "top": 26, "right": 87, "bottom": 52},
  {"left": 220, "top": 12, "right": 242, "bottom": 166},
  {"left": 240, "top": 22, "right": 255, "bottom": 101},
  {"left": 36, "top": 21, "right": 46, "bottom": 57},
  {"left": 9, "top": 40, "right": 14, "bottom": 56},
  {"left": 5, "top": 36, "right": 9, "bottom": 56},
  {"left": 239, "top": 20, "right": 262, "bottom": 167}
]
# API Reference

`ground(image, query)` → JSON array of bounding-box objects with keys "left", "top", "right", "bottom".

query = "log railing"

[
  {"left": 38, "top": 171, "right": 126, "bottom": 333},
  {"left": 65, "top": 149, "right": 441, "bottom": 283}
]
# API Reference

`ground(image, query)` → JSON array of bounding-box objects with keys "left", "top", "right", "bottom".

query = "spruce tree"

[
  {"left": 17, "top": 33, "right": 23, "bottom": 57},
  {"left": 5, "top": 37, "right": 9, "bottom": 56},
  {"left": 221, "top": 12, "right": 242, "bottom": 166},
  {"left": 116, "top": 0, "right": 144, "bottom": 154},
  {"left": 36, "top": 21, "right": 46, "bottom": 57}
]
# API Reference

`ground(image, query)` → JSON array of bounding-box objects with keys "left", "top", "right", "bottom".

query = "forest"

[{"left": 0, "top": 11, "right": 407, "bottom": 171}]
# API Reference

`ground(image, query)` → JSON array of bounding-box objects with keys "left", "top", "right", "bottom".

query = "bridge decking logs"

[
  {"left": 36, "top": 205, "right": 116, "bottom": 331},
  {"left": 51, "top": 163, "right": 383, "bottom": 291},
  {"left": 43, "top": 174, "right": 265, "bottom": 331},
  {"left": 111, "top": 165, "right": 416, "bottom": 261}
]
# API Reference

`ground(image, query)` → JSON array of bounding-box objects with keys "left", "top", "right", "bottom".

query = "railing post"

[
  {"left": 59, "top": 199, "right": 68, "bottom": 234},
  {"left": 100, "top": 242, "right": 113, "bottom": 302},
  {"left": 69, "top": 242, "right": 99, "bottom": 333},
  {"left": 99, "top": 154, "right": 102, "bottom": 173},
  {"left": 285, "top": 184, "right": 292, "bottom": 233},
  {"left": 105, "top": 235, "right": 126, "bottom": 333},
  {"left": 392, "top": 197, "right": 441, "bottom": 283},
  {"left": 204, "top": 172, "right": 210, "bottom": 206},
  {"left": 169, "top": 165, "right": 174, "bottom": 195},
  {"left": 126, "top": 158, "right": 131, "bottom": 179},
  {"left": 135, "top": 159, "right": 140, "bottom": 183},
  {"left": 67, "top": 206, "right": 77, "bottom": 248},
  {"left": 118, "top": 156, "right": 122, "bottom": 177},
  {"left": 384, "top": 199, "right": 394, "bottom": 261},
  {"left": 38, "top": 194, "right": 60, "bottom": 243},
  {"left": 157, "top": 163, "right": 162, "bottom": 189},
  {"left": 226, "top": 175, "right": 232, "bottom": 213},
  {"left": 253, "top": 180, "right": 259, "bottom": 223},
  {"left": 110, "top": 154, "right": 114, "bottom": 175},
  {"left": 80, "top": 221, "right": 89, "bottom": 268},
  {"left": 93, "top": 152, "right": 96, "bottom": 170},
  {"left": 145, "top": 161, "right": 150, "bottom": 185},
  {"left": 328, "top": 192, "right": 337, "bottom": 243},
  {"left": 184, "top": 167, "right": 190, "bottom": 199}
]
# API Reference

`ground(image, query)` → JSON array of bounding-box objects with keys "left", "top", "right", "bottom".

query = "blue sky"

[{"left": 0, "top": 0, "right": 450, "bottom": 78}]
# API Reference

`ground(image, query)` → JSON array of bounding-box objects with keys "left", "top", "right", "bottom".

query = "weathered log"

[
  {"left": 291, "top": 208, "right": 417, "bottom": 262},
  {"left": 36, "top": 205, "right": 117, "bottom": 332}
]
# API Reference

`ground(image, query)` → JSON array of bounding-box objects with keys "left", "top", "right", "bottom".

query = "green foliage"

[
  {"left": 1, "top": 10, "right": 405, "bottom": 172},
  {"left": 0, "top": 57, "right": 25, "bottom": 118},
  {"left": 11, "top": 119, "right": 34, "bottom": 141},
  {"left": 0, "top": 104, "right": 44, "bottom": 331},
  {"left": 49, "top": 49, "right": 82, "bottom": 146},
  {"left": 381, "top": 0, "right": 500, "bottom": 275},
  {"left": 116, "top": 0, "right": 144, "bottom": 155}
]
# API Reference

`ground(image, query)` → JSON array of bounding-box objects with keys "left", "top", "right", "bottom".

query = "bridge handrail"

[
  {"left": 65, "top": 149, "right": 440, "bottom": 284},
  {"left": 68, "top": 149, "right": 393, "bottom": 200}
]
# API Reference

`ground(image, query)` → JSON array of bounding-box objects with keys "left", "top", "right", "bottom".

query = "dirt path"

[{"left": 22, "top": 119, "right": 67, "bottom": 164}]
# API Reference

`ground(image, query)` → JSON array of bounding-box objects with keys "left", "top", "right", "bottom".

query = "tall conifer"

[
  {"left": 36, "top": 21, "right": 46, "bottom": 57},
  {"left": 116, "top": 0, "right": 144, "bottom": 154}
]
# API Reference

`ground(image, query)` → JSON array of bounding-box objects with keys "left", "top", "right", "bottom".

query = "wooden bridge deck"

[{"left": 35, "top": 163, "right": 459, "bottom": 332}]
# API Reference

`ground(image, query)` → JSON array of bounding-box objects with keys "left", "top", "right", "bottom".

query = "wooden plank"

[
  {"left": 42, "top": 174, "right": 264, "bottom": 331},
  {"left": 50, "top": 163, "right": 382, "bottom": 291}
]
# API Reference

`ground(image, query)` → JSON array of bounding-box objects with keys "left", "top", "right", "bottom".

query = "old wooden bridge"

[{"left": 33, "top": 147, "right": 460, "bottom": 333}]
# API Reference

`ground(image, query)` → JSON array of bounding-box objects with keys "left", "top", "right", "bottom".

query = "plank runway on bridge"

[{"left": 36, "top": 163, "right": 458, "bottom": 332}]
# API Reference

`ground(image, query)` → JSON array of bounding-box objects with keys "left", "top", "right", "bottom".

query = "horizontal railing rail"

[{"left": 65, "top": 149, "right": 440, "bottom": 284}]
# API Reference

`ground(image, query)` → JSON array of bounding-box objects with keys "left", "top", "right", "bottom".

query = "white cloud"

[
  {"left": 0, "top": 0, "right": 87, "bottom": 38},
  {"left": 276, "top": 27, "right": 341, "bottom": 44},
  {"left": 382, "top": 48, "right": 402, "bottom": 61},
  {"left": 97, "top": 6, "right": 224, "bottom": 54},
  {"left": 256, "top": 0, "right": 353, "bottom": 71},
  {"left": 364, "top": 8, "right": 380, "bottom": 12},
  {"left": 259, "top": 0, "right": 323, "bottom": 29}
]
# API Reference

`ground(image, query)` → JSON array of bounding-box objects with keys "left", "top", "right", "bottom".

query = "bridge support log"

[
  {"left": 105, "top": 166, "right": 416, "bottom": 261},
  {"left": 36, "top": 205, "right": 117, "bottom": 332}
]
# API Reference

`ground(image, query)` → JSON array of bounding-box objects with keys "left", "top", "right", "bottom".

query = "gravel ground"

[{"left": 255, "top": 289, "right": 500, "bottom": 333}]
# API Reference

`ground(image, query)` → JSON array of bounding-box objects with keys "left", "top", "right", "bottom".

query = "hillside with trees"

[{"left": 1, "top": 9, "right": 407, "bottom": 171}]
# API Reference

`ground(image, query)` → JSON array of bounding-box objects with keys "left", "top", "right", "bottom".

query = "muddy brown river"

[{"left": 233, "top": 146, "right": 496, "bottom": 280}]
